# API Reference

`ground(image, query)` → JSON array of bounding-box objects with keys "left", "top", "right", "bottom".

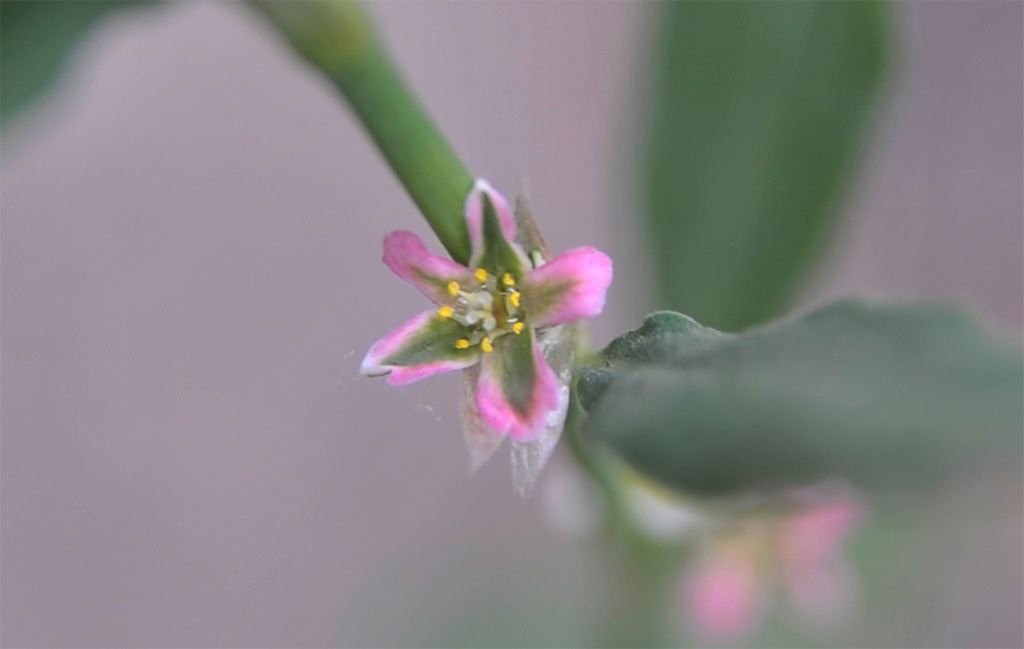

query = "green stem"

[
  {"left": 248, "top": 0, "right": 473, "bottom": 264},
  {"left": 600, "top": 549, "right": 679, "bottom": 648},
  {"left": 565, "top": 388, "right": 683, "bottom": 647}
]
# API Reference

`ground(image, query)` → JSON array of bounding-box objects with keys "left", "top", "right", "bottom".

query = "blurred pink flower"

[
  {"left": 680, "top": 493, "right": 865, "bottom": 644},
  {"left": 777, "top": 499, "right": 863, "bottom": 630},
  {"left": 361, "top": 179, "right": 612, "bottom": 443},
  {"left": 684, "top": 542, "right": 767, "bottom": 644}
]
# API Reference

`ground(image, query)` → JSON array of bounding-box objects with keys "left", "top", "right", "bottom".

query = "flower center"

[{"left": 437, "top": 270, "right": 526, "bottom": 352}]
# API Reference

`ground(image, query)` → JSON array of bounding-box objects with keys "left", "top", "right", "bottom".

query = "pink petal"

[
  {"left": 522, "top": 247, "right": 613, "bottom": 327},
  {"left": 778, "top": 501, "right": 863, "bottom": 570},
  {"left": 459, "top": 364, "right": 507, "bottom": 473},
  {"left": 385, "top": 361, "right": 475, "bottom": 386},
  {"left": 464, "top": 179, "right": 516, "bottom": 258},
  {"left": 508, "top": 325, "right": 576, "bottom": 496},
  {"left": 475, "top": 341, "right": 561, "bottom": 443},
  {"left": 682, "top": 550, "right": 765, "bottom": 644},
  {"left": 360, "top": 311, "right": 479, "bottom": 384},
  {"left": 383, "top": 231, "right": 474, "bottom": 304}
]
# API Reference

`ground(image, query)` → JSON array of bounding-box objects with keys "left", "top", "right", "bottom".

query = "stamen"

[{"left": 442, "top": 270, "right": 529, "bottom": 346}]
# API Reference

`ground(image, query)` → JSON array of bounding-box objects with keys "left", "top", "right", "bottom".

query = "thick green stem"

[{"left": 248, "top": 0, "right": 473, "bottom": 264}]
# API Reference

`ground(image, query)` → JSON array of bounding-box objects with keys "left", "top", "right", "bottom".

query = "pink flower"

[
  {"left": 683, "top": 543, "right": 767, "bottom": 644},
  {"left": 680, "top": 494, "right": 865, "bottom": 644},
  {"left": 361, "top": 180, "right": 613, "bottom": 444},
  {"left": 777, "top": 499, "right": 864, "bottom": 632}
]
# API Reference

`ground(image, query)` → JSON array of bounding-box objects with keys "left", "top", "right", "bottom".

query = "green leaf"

[
  {"left": 0, "top": 0, "right": 149, "bottom": 124},
  {"left": 577, "top": 300, "right": 1023, "bottom": 496},
  {"left": 640, "top": 2, "right": 889, "bottom": 331}
]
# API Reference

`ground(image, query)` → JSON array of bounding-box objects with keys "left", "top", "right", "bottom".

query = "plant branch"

[{"left": 248, "top": 0, "right": 473, "bottom": 264}]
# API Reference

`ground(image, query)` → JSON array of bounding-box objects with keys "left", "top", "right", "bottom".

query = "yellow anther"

[
  {"left": 455, "top": 339, "right": 471, "bottom": 349},
  {"left": 437, "top": 306, "right": 453, "bottom": 319},
  {"left": 447, "top": 281, "right": 460, "bottom": 297},
  {"left": 502, "top": 273, "right": 515, "bottom": 286},
  {"left": 509, "top": 291, "right": 521, "bottom": 308},
  {"left": 481, "top": 337, "right": 494, "bottom": 354},
  {"left": 474, "top": 268, "right": 488, "bottom": 282},
  {"left": 512, "top": 322, "right": 525, "bottom": 335}
]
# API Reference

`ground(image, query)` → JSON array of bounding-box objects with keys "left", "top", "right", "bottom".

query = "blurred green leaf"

[
  {"left": 0, "top": 0, "right": 148, "bottom": 124},
  {"left": 641, "top": 2, "right": 889, "bottom": 331},
  {"left": 577, "top": 301, "right": 1023, "bottom": 496}
]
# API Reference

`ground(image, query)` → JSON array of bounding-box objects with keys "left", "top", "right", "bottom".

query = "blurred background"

[{"left": 1, "top": 2, "right": 1021, "bottom": 647}]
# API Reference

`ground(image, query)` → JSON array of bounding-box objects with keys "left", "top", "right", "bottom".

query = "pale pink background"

[{"left": 2, "top": 2, "right": 1021, "bottom": 647}]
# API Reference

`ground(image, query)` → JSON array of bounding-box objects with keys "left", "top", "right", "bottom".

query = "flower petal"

[
  {"left": 465, "top": 180, "right": 528, "bottom": 274},
  {"left": 465, "top": 179, "right": 516, "bottom": 256},
  {"left": 361, "top": 310, "right": 479, "bottom": 385},
  {"left": 459, "top": 364, "right": 506, "bottom": 473},
  {"left": 778, "top": 500, "right": 863, "bottom": 569},
  {"left": 383, "top": 230, "right": 474, "bottom": 304},
  {"left": 681, "top": 549, "right": 766, "bottom": 644},
  {"left": 475, "top": 331, "right": 561, "bottom": 443},
  {"left": 509, "top": 323, "right": 576, "bottom": 496},
  {"left": 521, "top": 247, "right": 613, "bottom": 327}
]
